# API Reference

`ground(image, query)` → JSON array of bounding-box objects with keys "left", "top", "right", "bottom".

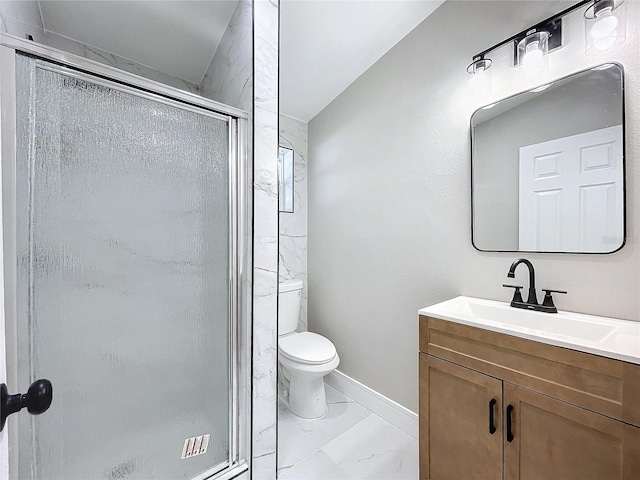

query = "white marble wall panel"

[
  {"left": 42, "top": 32, "right": 200, "bottom": 94},
  {"left": 251, "top": 0, "right": 279, "bottom": 477},
  {"left": 200, "top": 0, "right": 253, "bottom": 113},
  {"left": 0, "top": 1, "right": 198, "bottom": 93},
  {"left": 279, "top": 114, "right": 308, "bottom": 330},
  {"left": 279, "top": 236, "right": 307, "bottom": 330},
  {"left": 199, "top": 1, "right": 279, "bottom": 478},
  {"left": 0, "top": 0, "right": 44, "bottom": 42}
]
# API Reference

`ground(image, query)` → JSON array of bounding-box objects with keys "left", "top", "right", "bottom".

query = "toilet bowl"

[{"left": 278, "top": 280, "right": 339, "bottom": 419}]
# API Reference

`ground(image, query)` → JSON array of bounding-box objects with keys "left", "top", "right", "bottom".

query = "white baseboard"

[{"left": 325, "top": 370, "right": 418, "bottom": 439}]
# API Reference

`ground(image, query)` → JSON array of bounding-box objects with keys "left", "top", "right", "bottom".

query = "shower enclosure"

[{"left": 0, "top": 35, "right": 250, "bottom": 480}]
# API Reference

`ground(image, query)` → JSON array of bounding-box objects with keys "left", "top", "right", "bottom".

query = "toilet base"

[
  {"left": 278, "top": 353, "right": 340, "bottom": 419},
  {"left": 288, "top": 375, "right": 328, "bottom": 419}
]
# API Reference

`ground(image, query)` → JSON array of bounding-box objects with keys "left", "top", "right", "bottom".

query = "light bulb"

[
  {"left": 594, "top": 35, "right": 617, "bottom": 51},
  {"left": 517, "top": 31, "right": 549, "bottom": 79},
  {"left": 522, "top": 42, "right": 545, "bottom": 76},
  {"left": 468, "top": 68, "right": 492, "bottom": 98},
  {"left": 523, "top": 43, "right": 544, "bottom": 67},
  {"left": 467, "top": 58, "right": 493, "bottom": 99},
  {"left": 584, "top": 0, "right": 626, "bottom": 55},
  {"left": 591, "top": 9, "right": 618, "bottom": 39}
]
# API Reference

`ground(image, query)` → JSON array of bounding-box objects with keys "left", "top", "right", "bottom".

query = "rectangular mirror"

[
  {"left": 279, "top": 146, "right": 294, "bottom": 213},
  {"left": 472, "top": 63, "right": 625, "bottom": 253}
]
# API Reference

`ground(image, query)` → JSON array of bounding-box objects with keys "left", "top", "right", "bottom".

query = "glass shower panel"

[{"left": 14, "top": 53, "right": 231, "bottom": 479}]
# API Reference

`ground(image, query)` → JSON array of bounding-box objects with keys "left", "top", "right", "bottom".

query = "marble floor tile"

[
  {"left": 279, "top": 450, "right": 350, "bottom": 480},
  {"left": 277, "top": 419, "right": 319, "bottom": 475},
  {"left": 321, "top": 415, "right": 419, "bottom": 480},
  {"left": 325, "top": 384, "right": 355, "bottom": 405},
  {"left": 291, "top": 398, "right": 372, "bottom": 450},
  {"left": 278, "top": 382, "right": 418, "bottom": 479},
  {"left": 278, "top": 399, "right": 295, "bottom": 423}
]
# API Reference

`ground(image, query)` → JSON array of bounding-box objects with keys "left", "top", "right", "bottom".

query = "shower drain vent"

[{"left": 181, "top": 434, "right": 210, "bottom": 459}]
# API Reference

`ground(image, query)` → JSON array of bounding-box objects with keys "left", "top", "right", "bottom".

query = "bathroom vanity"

[{"left": 418, "top": 297, "right": 640, "bottom": 480}]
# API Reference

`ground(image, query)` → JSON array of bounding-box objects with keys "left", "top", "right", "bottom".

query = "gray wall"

[
  {"left": 279, "top": 114, "right": 309, "bottom": 331},
  {"left": 474, "top": 71, "right": 623, "bottom": 250},
  {"left": 308, "top": 0, "right": 640, "bottom": 412}
]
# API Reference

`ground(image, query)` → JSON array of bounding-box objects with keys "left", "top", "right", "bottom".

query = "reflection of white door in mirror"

[{"left": 518, "top": 125, "right": 623, "bottom": 253}]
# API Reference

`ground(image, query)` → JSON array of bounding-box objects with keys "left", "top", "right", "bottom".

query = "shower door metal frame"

[{"left": 0, "top": 33, "right": 252, "bottom": 480}]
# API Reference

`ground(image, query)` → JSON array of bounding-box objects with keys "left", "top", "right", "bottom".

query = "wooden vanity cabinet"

[
  {"left": 419, "top": 315, "right": 640, "bottom": 480},
  {"left": 420, "top": 354, "right": 502, "bottom": 480},
  {"left": 504, "top": 383, "right": 640, "bottom": 480}
]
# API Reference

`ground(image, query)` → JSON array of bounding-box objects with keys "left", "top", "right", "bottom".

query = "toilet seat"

[{"left": 279, "top": 332, "right": 337, "bottom": 365}]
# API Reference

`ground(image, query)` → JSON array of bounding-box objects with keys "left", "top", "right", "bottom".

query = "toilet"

[{"left": 278, "top": 279, "right": 340, "bottom": 419}]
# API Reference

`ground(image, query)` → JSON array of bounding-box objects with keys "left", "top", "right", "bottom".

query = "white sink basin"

[
  {"left": 442, "top": 299, "right": 615, "bottom": 342},
  {"left": 419, "top": 296, "right": 640, "bottom": 365}
]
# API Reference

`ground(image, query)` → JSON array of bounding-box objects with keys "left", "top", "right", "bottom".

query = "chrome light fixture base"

[
  {"left": 512, "top": 19, "right": 562, "bottom": 66},
  {"left": 584, "top": 0, "right": 623, "bottom": 19},
  {"left": 467, "top": 57, "right": 492, "bottom": 75}
]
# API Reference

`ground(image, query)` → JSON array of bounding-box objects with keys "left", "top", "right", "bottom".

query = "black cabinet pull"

[
  {"left": 506, "top": 404, "right": 514, "bottom": 442},
  {"left": 488, "top": 398, "right": 497, "bottom": 434},
  {"left": 0, "top": 379, "right": 53, "bottom": 432}
]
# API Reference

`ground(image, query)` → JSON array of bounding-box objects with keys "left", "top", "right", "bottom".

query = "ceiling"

[
  {"left": 38, "top": 1, "right": 239, "bottom": 84},
  {"left": 280, "top": 0, "right": 445, "bottom": 122},
  {"left": 38, "top": 0, "right": 444, "bottom": 121}
]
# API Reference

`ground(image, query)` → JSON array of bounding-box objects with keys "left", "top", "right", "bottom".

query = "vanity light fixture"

[
  {"left": 517, "top": 30, "right": 550, "bottom": 78},
  {"left": 467, "top": 57, "right": 493, "bottom": 97},
  {"left": 466, "top": 0, "right": 626, "bottom": 85},
  {"left": 466, "top": 2, "right": 574, "bottom": 83},
  {"left": 467, "top": 57, "right": 492, "bottom": 76},
  {"left": 584, "top": 0, "right": 626, "bottom": 55}
]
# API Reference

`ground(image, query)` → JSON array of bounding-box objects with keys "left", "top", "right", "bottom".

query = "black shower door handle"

[{"left": 0, "top": 379, "right": 53, "bottom": 431}]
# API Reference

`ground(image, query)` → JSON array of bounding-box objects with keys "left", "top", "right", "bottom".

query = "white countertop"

[{"left": 419, "top": 296, "right": 640, "bottom": 365}]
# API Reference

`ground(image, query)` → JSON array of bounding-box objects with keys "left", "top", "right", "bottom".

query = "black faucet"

[
  {"left": 503, "top": 258, "right": 567, "bottom": 313},
  {"left": 507, "top": 258, "right": 538, "bottom": 306}
]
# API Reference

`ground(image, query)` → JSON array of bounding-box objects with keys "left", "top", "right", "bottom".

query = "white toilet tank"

[{"left": 278, "top": 279, "right": 303, "bottom": 335}]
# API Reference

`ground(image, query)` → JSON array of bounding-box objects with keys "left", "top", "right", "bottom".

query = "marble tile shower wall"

[
  {"left": 43, "top": 32, "right": 200, "bottom": 94},
  {"left": 279, "top": 114, "right": 308, "bottom": 331},
  {"left": 0, "top": 1, "right": 40, "bottom": 38},
  {"left": 200, "top": 1, "right": 253, "bottom": 111},
  {"left": 200, "top": 1, "right": 280, "bottom": 478},
  {"left": 251, "top": 2, "right": 279, "bottom": 477},
  {"left": 0, "top": 1, "right": 199, "bottom": 93}
]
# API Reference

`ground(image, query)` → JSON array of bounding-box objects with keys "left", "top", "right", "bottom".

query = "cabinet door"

[
  {"left": 420, "top": 354, "right": 502, "bottom": 480},
  {"left": 504, "top": 383, "right": 640, "bottom": 480}
]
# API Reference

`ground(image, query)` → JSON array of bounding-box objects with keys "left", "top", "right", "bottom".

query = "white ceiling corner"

[
  {"left": 38, "top": 0, "right": 239, "bottom": 85},
  {"left": 37, "top": 0, "right": 444, "bottom": 120},
  {"left": 280, "top": 0, "right": 445, "bottom": 123}
]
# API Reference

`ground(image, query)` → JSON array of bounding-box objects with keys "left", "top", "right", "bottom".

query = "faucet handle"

[
  {"left": 503, "top": 284, "right": 524, "bottom": 304},
  {"left": 541, "top": 289, "right": 567, "bottom": 312}
]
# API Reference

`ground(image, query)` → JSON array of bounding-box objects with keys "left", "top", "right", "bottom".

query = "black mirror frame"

[{"left": 470, "top": 62, "right": 626, "bottom": 255}]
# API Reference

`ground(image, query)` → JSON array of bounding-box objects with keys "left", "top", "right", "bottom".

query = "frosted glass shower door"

[{"left": 9, "top": 53, "right": 235, "bottom": 479}]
